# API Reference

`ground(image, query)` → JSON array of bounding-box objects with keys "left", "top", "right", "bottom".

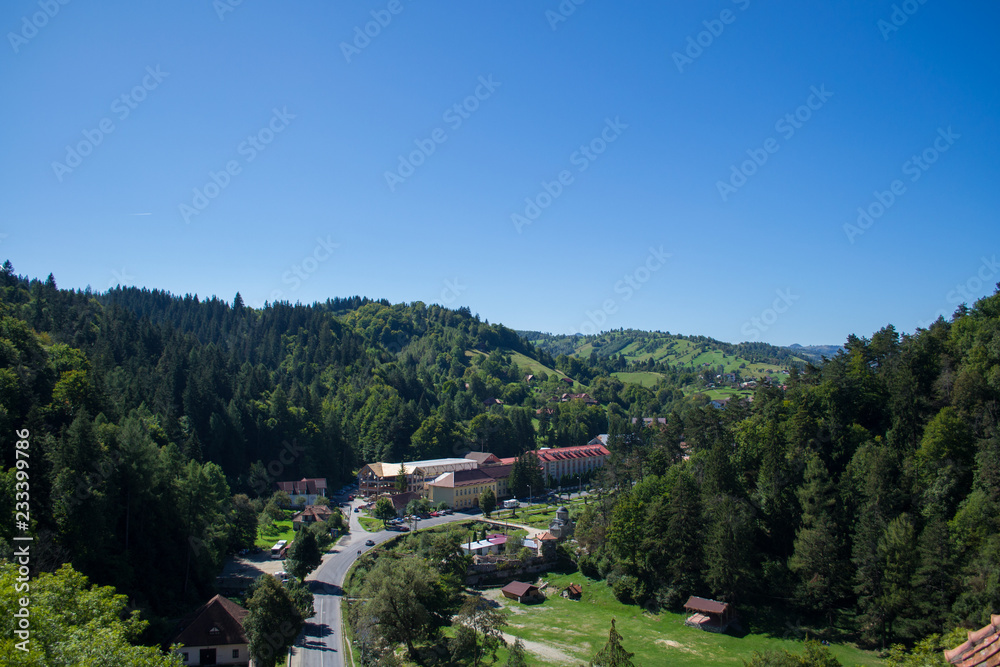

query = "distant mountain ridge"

[{"left": 787, "top": 343, "right": 845, "bottom": 362}]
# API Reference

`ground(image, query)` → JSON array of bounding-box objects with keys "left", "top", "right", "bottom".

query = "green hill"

[{"left": 519, "top": 329, "right": 807, "bottom": 384}]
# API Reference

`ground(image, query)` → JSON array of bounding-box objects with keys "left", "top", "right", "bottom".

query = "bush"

[{"left": 609, "top": 573, "right": 648, "bottom": 605}]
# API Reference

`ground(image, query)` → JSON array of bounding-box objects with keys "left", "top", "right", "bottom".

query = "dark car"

[{"left": 365, "top": 539, "right": 375, "bottom": 546}]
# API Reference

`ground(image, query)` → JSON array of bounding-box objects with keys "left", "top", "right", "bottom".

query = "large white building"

[{"left": 357, "top": 457, "right": 477, "bottom": 495}]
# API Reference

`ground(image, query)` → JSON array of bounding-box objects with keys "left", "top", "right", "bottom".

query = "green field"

[
  {"left": 543, "top": 332, "right": 807, "bottom": 380},
  {"left": 256, "top": 519, "right": 294, "bottom": 549},
  {"left": 611, "top": 371, "right": 666, "bottom": 387},
  {"left": 496, "top": 571, "right": 884, "bottom": 666}
]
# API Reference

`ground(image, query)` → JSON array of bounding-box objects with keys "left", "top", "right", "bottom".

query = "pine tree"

[
  {"left": 590, "top": 619, "right": 635, "bottom": 667},
  {"left": 789, "top": 454, "right": 845, "bottom": 619}
]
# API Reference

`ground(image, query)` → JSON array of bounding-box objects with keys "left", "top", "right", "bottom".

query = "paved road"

[{"left": 290, "top": 498, "right": 480, "bottom": 667}]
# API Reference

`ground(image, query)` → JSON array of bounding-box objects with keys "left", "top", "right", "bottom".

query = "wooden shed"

[
  {"left": 501, "top": 581, "right": 542, "bottom": 604},
  {"left": 561, "top": 583, "right": 583, "bottom": 600},
  {"left": 683, "top": 596, "right": 736, "bottom": 633}
]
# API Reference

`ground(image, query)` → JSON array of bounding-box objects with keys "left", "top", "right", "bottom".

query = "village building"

[
  {"left": 683, "top": 596, "right": 736, "bottom": 633},
  {"left": 426, "top": 469, "right": 497, "bottom": 509},
  {"left": 501, "top": 581, "right": 542, "bottom": 603},
  {"left": 631, "top": 417, "right": 667, "bottom": 427},
  {"left": 547, "top": 506, "right": 574, "bottom": 539},
  {"left": 389, "top": 490, "right": 423, "bottom": 516},
  {"left": 463, "top": 451, "right": 502, "bottom": 466},
  {"left": 562, "top": 583, "right": 583, "bottom": 600},
  {"left": 291, "top": 504, "right": 334, "bottom": 530},
  {"left": 171, "top": 594, "right": 251, "bottom": 666},
  {"left": 535, "top": 444, "right": 610, "bottom": 485},
  {"left": 944, "top": 614, "right": 1000, "bottom": 666},
  {"left": 275, "top": 477, "right": 327, "bottom": 506},
  {"left": 357, "top": 458, "right": 477, "bottom": 496}
]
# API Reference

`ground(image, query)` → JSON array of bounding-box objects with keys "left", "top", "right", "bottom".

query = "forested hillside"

[
  {"left": 0, "top": 262, "right": 676, "bottom": 619},
  {"left": 2, "top": 260, "right": 999, "bottom": 655},
  {"left": 583, "top": 297, "right": 1000, "bottom": 649}
]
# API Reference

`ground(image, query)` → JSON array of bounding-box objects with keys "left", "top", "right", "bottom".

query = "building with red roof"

[
  {"left": 944, "top": 614, "right": 1000, "bottom": 666},
  {"left": 534, "top": 444, "right": 610, "bottom": 485}
]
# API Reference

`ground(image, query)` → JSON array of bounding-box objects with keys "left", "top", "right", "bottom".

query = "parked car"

[
  {"left": 365, "top": 539, "right": 375, "bottom": 546},
  {"left": 353, "top": 508, "right": 360, "bottom": 513}
]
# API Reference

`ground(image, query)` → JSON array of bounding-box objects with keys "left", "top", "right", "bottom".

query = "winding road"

[{"left": 289, "top": 498, "right": 481, "bottom": 667}]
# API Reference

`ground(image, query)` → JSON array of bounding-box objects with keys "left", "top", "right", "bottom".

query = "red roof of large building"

[
  {"left": 535, "top": 444, "right": 610, "bottom": 463},
  {"left": 945, "top": 615, "right": 1000, "bottom": 666}
]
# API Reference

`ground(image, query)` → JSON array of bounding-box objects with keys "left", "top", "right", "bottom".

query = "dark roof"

[
  {"left": 683, "top": 596, "right": 730, "bottom": 615},
  {"left": 172, "top": 594, "right": 248, "bottom": 647},
  {"left": 564, "top": 583, "right": 583, "bottom": 596},
  {"left": 293, "top": 504, "right": 334, "bottom": 522},
  {"left": 464, "top": 452, "right": 501, "bottom": 465},
  {"left": 502, "top": 581, "right": 539, "bottom": 597},
  {"left": 453, "top": 469, "right": 494, "bottom": 487},
  {"left": 390, "top": 491, "right": 421, "bottom": 510},
  {"left": 480, "top": 464, "right": 514, "bottom": 480},
  {"left": 276, "top": 478, "right": 327, "bottom": 495}
]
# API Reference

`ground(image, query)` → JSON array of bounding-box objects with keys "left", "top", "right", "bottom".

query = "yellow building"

[{"left": 427, "top": 469, "right": 497, "bottom": 509}]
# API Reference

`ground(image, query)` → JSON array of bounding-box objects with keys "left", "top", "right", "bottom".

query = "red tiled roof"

[
  {"left": 172, "top": 594, "right": 248, "bottom": 647},
  {"left": 683, "top": 596, "right": 730, "bottom": 615},
  {"left": 535, "top": 445, "right": 609, "bottom": 463},
  {"left": 945, "top": 615, "right": 1000, "bottom": 666},
  {"left": 565, "top": 584, "right": 583, "bottom": 596},
  {"left": 537, "top": 531, "right": 557, "bottom": 541}
]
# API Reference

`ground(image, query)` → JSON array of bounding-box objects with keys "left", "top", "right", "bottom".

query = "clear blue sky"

[{"left": 3, "top": 1, "right": 998, "bottom": 346}]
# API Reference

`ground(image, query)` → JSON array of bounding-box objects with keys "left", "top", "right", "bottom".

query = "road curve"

[{"left": 290, "top": 500, "right": 481, "bottom": 667}]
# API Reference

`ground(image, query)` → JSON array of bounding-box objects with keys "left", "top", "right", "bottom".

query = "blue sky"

[{"left": 2, "top": 1, "right": 998, "bottom": 346}]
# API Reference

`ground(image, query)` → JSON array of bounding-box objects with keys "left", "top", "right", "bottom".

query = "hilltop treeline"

[{"left": 582, "top": 295, "right": 1000, "bottom": 648}]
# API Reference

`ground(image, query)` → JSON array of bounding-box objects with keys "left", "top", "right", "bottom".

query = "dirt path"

[{"left": 500, "top": 631, "right": 577, "bottom": 665}]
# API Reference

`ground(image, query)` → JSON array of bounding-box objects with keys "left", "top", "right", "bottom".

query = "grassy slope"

[
  {"left": 507, "top": 350, "right": 573, "bottom": 382},
  {"left": 611, "top": 371, "right": 666, "bottom": 387},
  {"left": 500, "top": 571, "right": 884, "bottom": 666},
  {"left": 532, "top": 333, "right": 807, "bottom": 386}
]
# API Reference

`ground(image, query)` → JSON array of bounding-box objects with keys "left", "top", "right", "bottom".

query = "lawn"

[
  {"left": 358, "top": 516, "right": 382, "bottom": 532},
  {"left": 612, "top": 371, "right": 666, "bottom": 388},
  {"left": 494, "top": 572, "right": 885, "bottom": 666},
  {"left": 255, "top": 519, "right": 294, "bottom": 549},
  {"left": 493, "top": 498, "right": 591, "bottom": 529}
]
